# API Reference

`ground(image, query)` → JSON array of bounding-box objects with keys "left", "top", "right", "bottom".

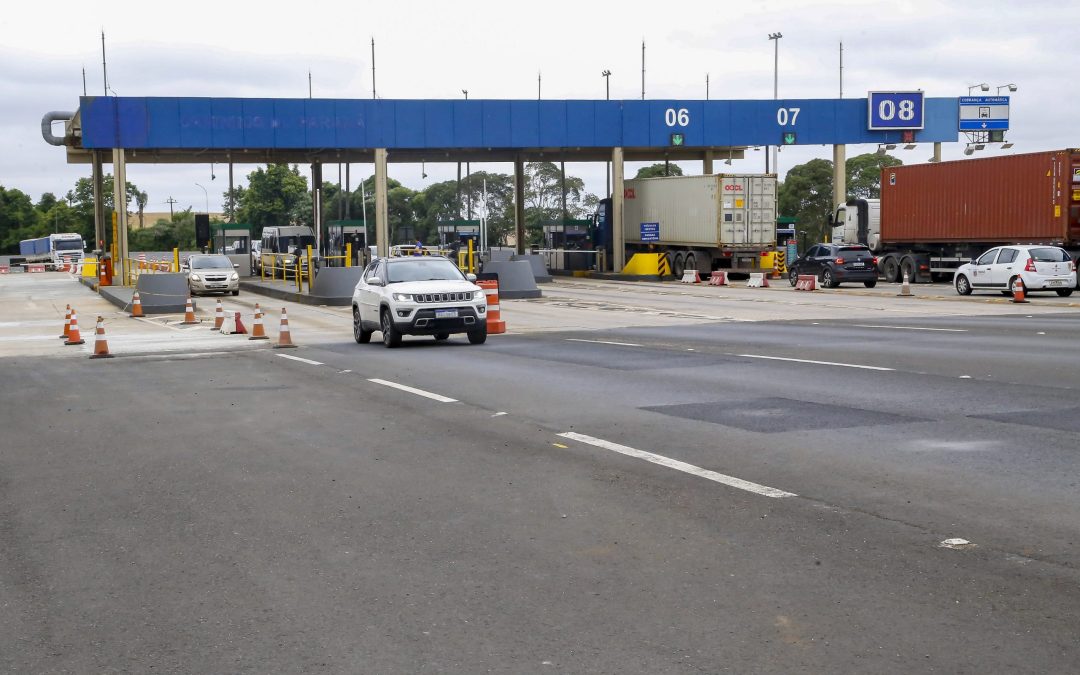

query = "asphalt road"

[{"left": 2, "top": 274, "right": 1080, "bottom": 673}]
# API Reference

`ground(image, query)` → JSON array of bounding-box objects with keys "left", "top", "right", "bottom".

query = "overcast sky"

[{"left": 3, "top": 0, "right": 1077, "bottom": 214}]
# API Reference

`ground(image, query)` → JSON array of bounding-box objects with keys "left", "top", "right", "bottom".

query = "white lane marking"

[
  {"left": 492, "top": 412, "right": 508, "bottom": 417},
  {"left": 557, "top": 432, "right": 796, "bottom": 499},
  {"left": 276, "top": 353, "right": 324, "bottom": 366},
  {"left": 368, "top": 378, "right": 458, "bottom": 403},
  {"left": 123, "top": 352, "right": 240, "bottom": 361},
  {"left": 565, "top": 338, "right": 643, "bottom": 347},
  {"left": 738, "top": 354, "right": 894, "bottom": 372},
  {"left": 853, "top": 324, "right": 967, "bottom": 332}
]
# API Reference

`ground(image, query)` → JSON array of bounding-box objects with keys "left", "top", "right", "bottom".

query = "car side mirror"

[
  {"left": 466, "top": 273, "right": 477, "bottom": 282},
  {"left": 234, "top": 263, "right": 240, "bottom": 268},
  {"left": 369, "top": 277, "right": 384, "bottom": 286}
]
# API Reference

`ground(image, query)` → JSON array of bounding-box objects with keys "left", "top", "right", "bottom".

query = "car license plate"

[
  {"left": 852, "top": 262, "right": 864, "bottom": 268},
  {"left": 1048, "top": 279, "right": 1064, "bottom": 287},
  {"left": 435, "top": 309, "right": 459, "bottom": 319}
]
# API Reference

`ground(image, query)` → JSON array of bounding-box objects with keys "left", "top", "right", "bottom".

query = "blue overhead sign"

[
  {"left": 958, "top": 96, "right": 1010, "bottom": 132},
  {"left": 77, "top": 95, "right": 960, "bottom": 150},
  {"left": 640, "top": 222, "right": 660, "bottom": 242},
  {"left": 867, "top": 91, "right": 925, "bottom": 130}
]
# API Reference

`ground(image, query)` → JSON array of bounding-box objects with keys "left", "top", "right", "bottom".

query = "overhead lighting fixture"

[
  {"left": 964, "top": 147, "right": 974, "bottom": 156},
  {"left": 903, "top": 144, "right": 917, "bottom": 150},
  {"left": 1001, "top": 142, "right": 1014, "bottom": 149},
  {"left": 885, "top": 144, "right": 897, "bottom": 150},
  {"left": 974, "top": 144, "right": 986, "bottom": 151}
]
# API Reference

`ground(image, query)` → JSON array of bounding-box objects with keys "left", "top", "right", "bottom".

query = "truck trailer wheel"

[
  {"left": 670, "top": 251, "right": 685, "bottom": 278},
  {"left": 882, "top": 256, "right": 900, "bottom": 283},
  {"left": 899, "top": 256, "right": 917, "bottom": 284},
  {"left": 683, "top": 252, "right": 698, "bottom": 275}
]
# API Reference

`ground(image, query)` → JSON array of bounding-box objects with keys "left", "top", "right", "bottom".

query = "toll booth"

[
  {"left": 776, "top": 216, "right": 796, "bottom": 247},
  {"left": 436, "top": 220, "right": 481, "bottom": 248},
  {"left": 327, "top": 219, "right": 368, "bottom": 267},
  {"left": 542, "top": 219, "right": 593, "bottom": 250},
  {"left": 213, "top": 223, "right": 254, "bottom": 255}
]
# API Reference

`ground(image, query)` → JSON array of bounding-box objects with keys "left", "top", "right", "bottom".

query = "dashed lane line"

[
  {"left": 565, "top": 338, "right": 644, "bottom": 347},
  {"left": 557, "top": 432, "right": 796, "bottom": 499},
  {"left": 276, "top": 353, "right": 324, "bottom": 366},
  {"left": 737, "top": 354, "right": 895, "bottom": 371},
  {"left": 367, "top": 378, "right": 458, "bottom": 403}
]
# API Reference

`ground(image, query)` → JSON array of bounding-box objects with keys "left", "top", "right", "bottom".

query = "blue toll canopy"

[{"left": 74, "top": 95, "right": 959, "bottom": 162}]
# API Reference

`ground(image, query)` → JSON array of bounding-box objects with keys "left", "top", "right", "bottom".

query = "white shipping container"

[{"left": 623, "top": 174, "right": 777, "bottom": 248}]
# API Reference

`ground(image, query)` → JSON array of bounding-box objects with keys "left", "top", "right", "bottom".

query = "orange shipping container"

[{"left": 879, "top": 149, "right": 1080, "bottom": 246}]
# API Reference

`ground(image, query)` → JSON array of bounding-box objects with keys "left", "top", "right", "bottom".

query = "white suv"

[
  {"left": 352, "top": 256, "right": 488, "bottom": 347},
  {"left": 954, "top": 245, "right": 1076, "bottom": 297}
]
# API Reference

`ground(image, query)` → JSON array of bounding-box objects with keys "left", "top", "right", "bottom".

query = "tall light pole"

[
  {"left": 967, "top": 83, "right": 989, "bottom": 95},
  {"left": 195, "top": 182, "right": 209, "bottom": 214},
  {"left": 997, "top": 83, "right": 1017, "bottom": 94},
  {"left": 462, "top": 89, "right": 471, "bottom": 220},
  {"left": 768, "top": 32, "right": 782, "bottom": 175},
  {"left": 602, "top": 70, "right": 611, "bottom": 198}
]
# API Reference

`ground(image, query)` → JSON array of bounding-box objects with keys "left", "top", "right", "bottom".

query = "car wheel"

[
  {"left": 788, "top": 267, "right": 799, "bottom": 287},
  {"left": 1056, "top": 289, "right": 1074, "bottom": 297},
  {"left": 380, "top": 309, "right": 401, "bottom": 348},
  {"left": 353, "top": 306, "right": 372, "bottom": 344},
  {"left": 232, "top": 290, "right": 240, "bottom": 296},
  {"left": 467, "top": 326, "right": 487, "bottom": 345},
  {"left": 955, "top": 274, "right": 973, "bottom": 296},
  {"left": 1007, "top": 275, "right": 1020, "bottom": 297},
  {"left": 821, "top": 268, "right": 838, "bottom": 288},
  {"left": 434, "top": 332, "right": 450, "bottom": 341},
  {"left": 864, "top": 279, "right": 877, "bottom": 288}
]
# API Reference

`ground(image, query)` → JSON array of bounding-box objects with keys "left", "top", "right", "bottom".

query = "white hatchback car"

[
  {"left": 351, "top": 256, "right": 487, "bottom": 347},
  {"left": 954, "top": 245, "right": 1076, "bottom": 297}
]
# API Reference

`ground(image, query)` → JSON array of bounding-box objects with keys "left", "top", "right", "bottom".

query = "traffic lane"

[
  {"left": 3, "top": 355, "right": 1079, "bottom": 672},
  {"left": 306, "top": 330, "right": 1080, "bottom": 567}
]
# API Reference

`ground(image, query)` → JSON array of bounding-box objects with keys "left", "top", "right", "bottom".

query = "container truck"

[
  {"left": 593, "top": 174, "right": 778, "bottom": 277},
  {"left": 14, "top": 233, "right": 86, "bottom": 269},
  {"left": 831, "top": 149, "right": 1080, "bottom": 286}
]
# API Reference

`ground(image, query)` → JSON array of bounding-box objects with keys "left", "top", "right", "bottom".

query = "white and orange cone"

[
  {"left": 1011, "top": 277, "right": 1029, "bottom": 304},
  {"left": 89, "top": 316, "right": 113, "bottom": 359},
  {"left": 59, "top": 304, "right": 72, "bottom": 339},
  {"left": 64, "top": 310, "right": 85, "bottom": 346},
  {"left": 249, "top": 304, "right": 269, "bottom": 340},
  {"left": 130, "top": 291, "right": 144, "bottom": 318},
  {"left": 273, "top": 307, "right": 297, "bottom": 349},
  {"left": 212, "top": 298, "right": 225, "bottom": 330},
  {"left": 180, "top": 295, "right": 198, "bottom": 325}
]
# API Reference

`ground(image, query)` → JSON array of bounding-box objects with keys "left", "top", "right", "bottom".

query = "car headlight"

[
  {"left": 473, "top": 290, "right": 485, "bottom": 300},
  {"left": 190, "top": 274, "right": 201, "bottom": 281},
  {"left": 230, "top": 272, "right": 239, "bottom": 281},
  {"left": 284, "top": 257, "right": 295, "bottom": 265},
  {"left": 392, "top": 293, "right": 414, "bottom": 302}
]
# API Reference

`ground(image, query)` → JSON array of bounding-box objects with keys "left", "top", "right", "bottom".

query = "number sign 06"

[{"left": 664, "top": 108, "right": 689, "bottom": 127}]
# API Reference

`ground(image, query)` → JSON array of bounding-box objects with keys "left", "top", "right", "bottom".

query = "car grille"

[
  {"left": 415, "top": 292, "right": 471, "bottom": 303},
  {"left": 203, "top": 274, "right": 229, "bottom": 282}
]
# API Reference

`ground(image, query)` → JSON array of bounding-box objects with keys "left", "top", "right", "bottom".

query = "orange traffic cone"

[
  {"left": 274, "top": 307, "right": 297, "bottom": 348},
  {"left": 233, "top": 311, "right": 248, "bottom": 335},
  {"left": 130, "top": 290, "right": 144, "bottom": 318},
  {"left": 64, "top": 310, "right": 85, "bottom": 345},
  {"left": 212, "top": 298, "right": 225, "bottom": 330},
  {"left": 249, "top": 304, "right": 269, "bottom": 340},
  {"left": 59, "top": 304, "right": 72, "bottom": 339},
  {"left": 478, "top": 280, "right": 506, "bottom": 334},
  {"left": 89, "top": 316, "right": 113, "bottom": 359},
  {"left": 180, "top": 295, "right": 198, "bottom": 325},
  {"left": 1011, "top": 277, "right": 1029, "bottom": 303}
]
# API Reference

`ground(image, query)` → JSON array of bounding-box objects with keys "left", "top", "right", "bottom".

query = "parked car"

[
  {"left": 351, "top": 256, "right": 487, "bottom": 348},
  {"left": 788, "top": 243, "right": 878, "bottom": 288},
  {"left": 250, "top": 241, "right": 262, "bottom": 275},
  {"left": 182, "top": 254, "right": 240, "bottom": 296},
  {"left": 954, "top": 245, "right": 1076, "bottom": 297}
]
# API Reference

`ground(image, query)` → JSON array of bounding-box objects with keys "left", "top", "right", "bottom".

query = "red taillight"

[
  {"left": 835, "top": 257, "right": 845, "bottom": 265},
  {"left": 871, "top": 257, "right": 879, "bottom": 266},
  {"left": 1024, "top": 258, "right": 1037, "bottom": 272},
  {"left": 1071, "top": 261, "right": 1077, "bottom": 272}
]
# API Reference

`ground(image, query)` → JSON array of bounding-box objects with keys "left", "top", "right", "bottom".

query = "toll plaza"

[{"left": 46, "top": 93, "right": 962, "bottom": 280}]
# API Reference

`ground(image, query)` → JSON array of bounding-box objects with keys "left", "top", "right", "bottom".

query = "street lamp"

[
  {"left": 462, "top": 89, "right": 468, "bottom": 100},
  {"left": 997, "top": 83, "right": 1017, "bottom": 94},
  {"left": 195, "top": 182, "right": 209, "bottom": 214},
  {"left": 967, "top": 83, "right": 989, "bottom": 95},
  {"left": 602, "top": 69, "right": 611, "bottom": 197},
  {"left": 767, "top": 32, "right": 782, "bottom": 175}
]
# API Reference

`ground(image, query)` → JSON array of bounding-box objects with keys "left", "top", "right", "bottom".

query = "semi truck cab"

[{"left": 831, "top": 199, "right": 882, "bottom": 252}]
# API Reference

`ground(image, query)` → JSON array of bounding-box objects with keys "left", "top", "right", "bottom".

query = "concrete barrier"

[
  {"left": 680, "top": 269, "right": 701, "bottom": 284},
  {"left": 312, "top": 267, "right": 365, "bottom": 299},
  {"left": 794, "top": 275, "right": 818, "bottom": 291},
  {"left": 746, "top": 273, "right": 769, "bottom": 288},
  {"left": 480, "top": 260, "right": 541, "bottom": 299},
  {"left": 510, "top": 253, "right": 553, "bottom": 283},
  {"left": 708, "top": 271, "right": 728, "bottom": 286}
]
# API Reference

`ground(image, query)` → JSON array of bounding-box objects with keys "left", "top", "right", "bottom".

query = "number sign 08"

[{"left": 867, "top": 91, "right": 924, "bottom": 130}]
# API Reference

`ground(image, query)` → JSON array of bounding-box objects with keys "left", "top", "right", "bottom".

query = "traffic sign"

[
  {"left": 640, "top": 222, "right": 660, "bottom": 242},
  {"left": 959, "top": 96, "right": 1009, "bottom": 131},
  {"left": 867, "top": 91, "right": 925, "bottom": 130}
]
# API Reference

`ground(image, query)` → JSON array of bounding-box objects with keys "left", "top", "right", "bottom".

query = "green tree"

[
  {"left": 523, "top": 162, "right": 593, "bottom": 245},
  {"left": 234, "top": 164, "right": 311, "bottom": 233},
  {"left": 846, "top": 152, "right": 903, "bottom": 199},
  {"left": 634, "top": 163, "right": 684, "bottom": 179},
  {"left": 778, "top": 158, "right": 835, "bottom": 244},
  {"left": 0, "top": 186, "right": 42, "bottom": 252}
]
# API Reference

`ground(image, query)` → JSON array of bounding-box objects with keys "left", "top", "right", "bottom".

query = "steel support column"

[
  {"left": 703, "top": 149, "right": 714, "bottom": 175},
  {"left": 92, "top": 150, "right": 105, "bottom": 252},
  {"left": 612, "top": 147, "right": 625, "bottom": 272},
  {"left": 514, "top": 154, "right": 526, "bottom": 255},
  {"left": 832, "top": 144, "right": 846, "bottom": 215},
  {"left": 112, "top": 148, "right": 129, "bottom": 268},
  {"left": 374, "top": 148, "right": 389, "bottom": 257}
]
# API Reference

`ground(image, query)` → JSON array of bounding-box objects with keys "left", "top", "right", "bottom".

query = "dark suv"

[{"left": 789, "top": 243, "right": 878, "bottom": 288}]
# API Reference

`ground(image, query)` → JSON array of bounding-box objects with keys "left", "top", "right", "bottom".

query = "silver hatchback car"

[
  {"left": 184, "top": 254, "right": 240, "bottom": 296},
  {"left": 954, "top": 245, "right": 1076, "bottom": 297}
]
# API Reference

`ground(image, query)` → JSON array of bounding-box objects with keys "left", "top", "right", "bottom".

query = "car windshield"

[
  {"left": 839, "top": 246, "right": 868, "bottom": 252},
  {"left": 189, "top": 256, "right": 233, "bottom": 270},
  {"left": 54, "top": 240, "right": 83, "bottom": 251},
  {"left": 280, "top": 235, "right": 316, "bottom": 252},
  {"left": 386, "top": 259, "right": 464, "bottom": 283},
  {"left": 1029, "top": 247, "right": 1069, "bottom": 263}
]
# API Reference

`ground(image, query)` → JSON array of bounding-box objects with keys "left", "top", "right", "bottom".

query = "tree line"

[{"left": 1, "top": 155, "right": 899, "bottom": 254}]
